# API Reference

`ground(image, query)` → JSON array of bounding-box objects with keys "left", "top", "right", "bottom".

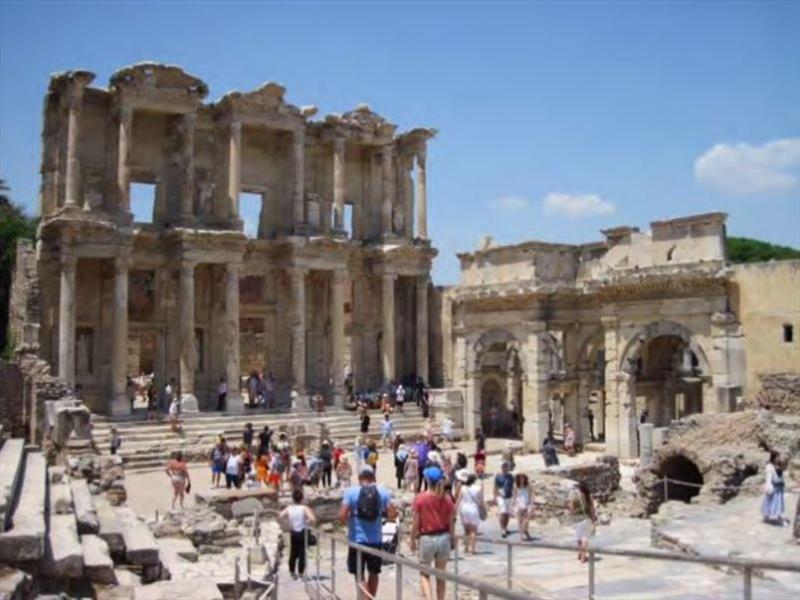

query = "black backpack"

[{"left": 356, "top": 485, "right": 381, "bottom": 521}]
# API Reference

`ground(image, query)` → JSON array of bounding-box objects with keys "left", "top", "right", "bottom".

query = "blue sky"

[{"left": 1, "top": 0, "right": 798, "bottom": 284}]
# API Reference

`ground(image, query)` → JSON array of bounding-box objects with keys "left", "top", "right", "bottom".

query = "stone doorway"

[{"left": 474, "top": 330, "right": 523, "bottom": 439}]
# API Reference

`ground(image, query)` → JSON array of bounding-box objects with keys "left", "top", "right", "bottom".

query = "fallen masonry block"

[
  {"left": 70, "top": 479, "right": 100, "bottom": 534},
  {"left": 45, "top": 514, "right": 84, "bottom": 578},
  {"left": 0, "top": 452, "right": 46, "bottom": 563},
  {"left": 132, "top": 577, "right": 223, "bottom": 600},
  {"left": 0, "top": 565, "right": 34, "bottom": 600},
  {"left": 81, "top": 534, "right": 116, "bottom": 585},
  {"left": 0, "top": 439, "right": 25, "bottom": 530},
  {"left": 116, "top": 507, "right": 159, "bottom": 566},
  {"left": 94, "top": 496, "right": 126, "bottom": 556},
  {"left": 49, "top": 481, "right": 74, "bottom": 515}
]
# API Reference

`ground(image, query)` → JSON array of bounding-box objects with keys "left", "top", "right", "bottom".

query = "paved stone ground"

[{"left": 123, "top": 442, "right": 800, "bottom": 599}]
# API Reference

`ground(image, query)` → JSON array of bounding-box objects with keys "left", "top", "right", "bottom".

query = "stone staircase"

[
  {"left": 92, "top": 405, "right": 459, "bottom": 472},
  {"left": 0, "top": 437, "right": 163, "bottom": 597}
]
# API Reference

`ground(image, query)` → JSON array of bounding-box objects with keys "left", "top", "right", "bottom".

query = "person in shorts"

[
  {"left": 339, "top": 466, "right": 396, "bottom": 599},
  {"left": 411, "top": 465, "right": 456, "bottom": 600},
  {"left": 493, "top": 461, "right": 515, "bottom": 538}
]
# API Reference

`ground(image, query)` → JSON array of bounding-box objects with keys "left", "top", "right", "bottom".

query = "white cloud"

[
  {"left": 489, "top": 195, "right": 531, "bottom": 211},
  {"left": 542, "top": 192, "right": 615, "bottom": 218},
  {"left": 694, "top": 138, "right": 800, "bottom": 197}
]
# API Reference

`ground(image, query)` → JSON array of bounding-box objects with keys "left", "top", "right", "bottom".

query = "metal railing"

[{"left": 289, "top": 519, "right": 798, "bottom": 600}]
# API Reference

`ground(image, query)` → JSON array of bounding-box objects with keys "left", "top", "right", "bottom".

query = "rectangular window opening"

[
  {"left": 239, "top": 193, "right": 263, "bottom": 239},
  {"left": 344, "top": 204, "right": 354, "bottom": 238},
  {"left": 130, "top": 183, "right": 156, "bottom": 224},
  {"left": 784, "top": 324, "right": 794, "bottom": 343}
]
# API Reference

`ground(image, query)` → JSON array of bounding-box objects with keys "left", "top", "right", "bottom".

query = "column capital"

[
  {"left": 61, "top": 253, "right": 77, "bottom": 272},
  {"left": 600, "top": 315, "right": 619, "bottom": 328},
  {"left": 416, "top": 273, "right": 431, "bottom": 287},
  {"left": 225, "top": 261, "right": 242, "bottom": 276},
  {"left": 333, "top": 136, "right": 346, "bottom": 152},
  {"left": 114, "top": 254, "right": 133, "bottom": 274},
  {"left": 179, "top": 261, "right": 196, "bottom": 277},
  {"left": 289, "top": 266, "right": 308, "bottom": 280},
  {"left": 416, "top": 149, "right": 427, "bottom": 166},
  {"left": 183, "top": 111, "right": 197, "bottom": 128},
  {"left": 230, "top": 119, "right": 242, "bottom": 135}
]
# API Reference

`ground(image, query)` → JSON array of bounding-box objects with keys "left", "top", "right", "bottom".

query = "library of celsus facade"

[{"left": 33, "top": 64, "right": 436, "bottom": 415}]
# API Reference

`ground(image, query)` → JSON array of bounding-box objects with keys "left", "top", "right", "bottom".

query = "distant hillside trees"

[{"left": 727, "top": 236, "right": 800, "bottom": 264}]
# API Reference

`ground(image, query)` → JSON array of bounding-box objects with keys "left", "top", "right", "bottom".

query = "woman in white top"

[
  {"left": 455, "top": 472, "right": 484, "bottom": 555},
  {"left": 279, "top": 489, "right": 317, "bottom": 580},
  {"left": 513, "top": 473, "right": 533, "bottom": 541}
]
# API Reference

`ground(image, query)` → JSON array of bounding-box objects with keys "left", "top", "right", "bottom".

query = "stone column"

[
  {"left": 224, "top": 263, "right": 244, "bottom": 412},
  {"left": 415, "top": 151, "right": 428, "bottom": 240},
  {"left": 116, "top": 105, "right": 133, "bottom": 214},
  {"left": 638, "top": 422, "right": 654, "bottom": 467},
  {"left": 416, "top": 275, "right": 429, "bottom": 383},
  {"left": 332, "top": 138, "right": 346, "bottom": 233},
  {"left": 180, "top": 113, "right": 196, "bottom": 223},
  {"left": 110, "top": 256, "right": 131, "bottom": 416},
  {"left": 228, "top": 120, "right": 242, "bottom": 223},
  {"left": 401, "top": 155, "right": 414, "bottom": 238},
  {"left": 293, "top": 129, "right": 306, "bottom": 229},
  {"left": 381, "top": 273, "right": 396, "bottom": 383},
  {"left": 178, "top": 262, "right": 198, "bottom": 412},
  {"left": 58, "top": 254, "right": 77, "bottom": 389},
  {"left": 290, "top": 267, "right": 307, "bottom": 399},
  {"left": 64, "top": 91, "right": 86, "bottom": 208},
  {"left": 522, "top": 323, "right": 549, "bottom": 452},
  {"left": 330, "top": 270, "right": 347, "bottom": 406},
  {"left": 381, "top": 145, "right": 395, "bottom": 236}
]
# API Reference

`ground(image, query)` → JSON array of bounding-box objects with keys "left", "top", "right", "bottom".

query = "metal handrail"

[{"left": 304, "top": 525, "right": 541, "bottom": 600}]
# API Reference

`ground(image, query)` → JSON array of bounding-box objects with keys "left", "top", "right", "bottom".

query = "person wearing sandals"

[
  {"left": 570, "top": 481, "right": 597, "bottom": 563},
  {"left": 455, "top": 471, "right": 484, "bottom": 555},
  {"left": 513, "top": 473, "right": 533, "bottom": 541}
]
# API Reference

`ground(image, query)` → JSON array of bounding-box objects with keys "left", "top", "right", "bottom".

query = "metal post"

[
  {"left": 743, "top": 565, "right": 752, "bottom": 600},
  {"left": 396, "top": 562, "right": 403, "bottom": 600},
  {"left": 304, "top": 528, "right": 309, "bottom": 583},
  {"left": 331, "top": 536, "right": 336, "bottom": 595},
  {"left": 234, "top": 557, "right": 241, "bottom": 599},
  {"left": 588, "top": 551, "right": 596, "bottom": 600},
  {"left": 453, "top": 541, "right": 459, "bottom": 600},
  {"left": 356, "top": 550, "right": 363, "bottom": 600},
  {"left": 316, "top": 535, "right": 321, "bottom": 598},
  {"left": 507, "top": 543, "right": 513, "bottom": 589}
]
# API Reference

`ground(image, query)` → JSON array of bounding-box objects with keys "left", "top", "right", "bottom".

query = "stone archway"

[
  {"left": 659, "top": 454, "right": 704, "bottom": 503},
  {"left": 472, "top": 329, "right": 524, "bottom": 439}
]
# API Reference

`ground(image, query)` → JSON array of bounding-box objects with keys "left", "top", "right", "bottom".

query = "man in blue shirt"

[{"left": 339, "top": 465, "right": 396, "bottom": 598}]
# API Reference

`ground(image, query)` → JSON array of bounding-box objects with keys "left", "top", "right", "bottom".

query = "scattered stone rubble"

[{"left": 753, "top": 373, "right": 800, "bottom": 415}]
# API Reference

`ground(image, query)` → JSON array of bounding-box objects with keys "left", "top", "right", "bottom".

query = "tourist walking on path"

[
  {"left": 360, "top": 408, "right": 371, "bottom": 434},
  {"left": 455, "top": 472, "right": 484, "bottom": 555},
  {"left": 493, "top": 461, "right": 515, "bottom": 538},
  {"left": 163, "top": 378, "right": 176, "bottom": 414},
  {"left": 258, "top": 425, "right": 272, "bottom": 456},
  {"left": 242, "top": 422, "right": 254, "bottom": 449},
  {"left": 320, "top": 441, "right": 333, "bottom": 488},
  {"left": 353, "top": 437, "right": 365, "bottom": 474},
  {"left": 217, "top": 376, "right": 227, "bottom": 411},
  {"left": 762, "top": 451, "right": 786, "bottom": 524},
  {"left": 585, "top": 407, "right": 594, "bottom": 441},
  {"left": 570, "top": 482, "right": 597, "bottom": 563},
  {"left": 269, "top": 451, "right": 284, "bottom": 491},
  {"left": 514, "top": 473, "right": 533, "bottom": 541},
  {"left": 247, "top": 372, "right": 258, "bottom": 408},
  {"left": 381, "top": 413, "right": 395, "bottom": 448},
  {"left": 209, "top": 438, "right": 228, "bottom": 488},
  {"left": 564, "top": 423, "right": 576, "bottom": 456},
  {"left": 475, "top": 428, "right": 486, "bottom": 452},
  {"left": 411, "top": 465, "right": 456, "bottom": 600},
  {"left": 255, "top": 450, "right": 269, "bottom": 486},
  {"left": 110, "top": 426, "right": 122, "bottom": 455},
  {"left": 168, "top": 396, "right": 181, "bottom": 434},
  {"left": 166, "top": 451, "right": 191, "bottom": 510},
  {"left": 395, "top": 383, "right": 405, "bottom": 413},
  {"left": 441, "top": 416, "right": 455, "bottom": 449},
  {"left": 280, "top": 488, "right": 317, "bottom": 580},
  {"left": 394, "top": 443, "right": 409, "bottom": 489},
  {"left": 225, "top": 447, "right": 243, "bottom": 489},
  {"left": 336, "top": 455, "right": 352, "bottom": 488},
  {"left": 339, "top": 465, "right": 396, "bottom": 599},
  {"left": 542, "top": 436, "right": 560, "bottom": 467},
  {"left": 405, "top": 448, "right": 420, "bottom": 491}
]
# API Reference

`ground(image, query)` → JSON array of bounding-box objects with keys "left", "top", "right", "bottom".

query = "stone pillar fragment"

[
  {"left": 228, "top": 121, "right": 242, "bottom": 223},
  {"left": 180, "top": 113, "right": 196, "bottom": 223},
  {"left": 290, "top": 268, "right": 307, "bottom": 398},
  {"left": 330, "top": 270, "right": 347, "bottom": 406},
  {"left": 381, "top": 273, "right": 396, "bottom": 383},
  {"left": 110, "top": 256, "right": 131, "bottom": 416},
  {"left": 521, "top": 324, "right": 550, "bottom": 452},
  {"left": 332, "top": 138, "right": 346, "bottom": 233},
  {"left": 64, "top": 93, "right": 85, "bottom": 208},
  {"left": 224, "top": 263, "right": 243, "bottom": 412},
  {"left": 415, "top": 151, "right": 428, "bottom": 240},
  {"left": 58, "top": 254, "right": 77, "bottom": 390},
  {"left": 116, "top": 105, "right": 133, "bottom": 214},
  {"left": 416, "top": 275, "right": 429, "bottom": 383},
  {"left": 381, "top": 146, "right": 395, "bottom": 236},
  {"left": 293, "top": 129, "right": 306, "bottom": 229},
  {"left": 178, "top": 262, "right": 198, "bottom": 412}
]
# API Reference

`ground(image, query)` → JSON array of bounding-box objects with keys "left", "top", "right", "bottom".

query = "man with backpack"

[{"left": 339, "top": 465, "right": 397, "bottom": 599}]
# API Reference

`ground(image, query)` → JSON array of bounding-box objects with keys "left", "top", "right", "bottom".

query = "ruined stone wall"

[
  {"left": 8, "top": 239, "right": 39, "bottom": 353},
  {"left": 0, "top": 362, "right": 24, "bottom": 436},
  {"left": 754, "top": 373, "right": 800, "bottom": 414}
]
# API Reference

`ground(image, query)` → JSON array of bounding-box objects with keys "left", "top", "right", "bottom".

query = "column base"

[
  {"left": 332, "top": 387, "right": 346, "bottom": 408},
  {"left": 180, "top": 393, "right": 199, "bottom": 413},
  {"left": 290, "top": 390, "right": 308, "bottom": 411},
  {"left": 109, "top": 393, "right": 132, "bottom": 417},
  {"left": 224, "top": 391, "right": 245, "bottom": 413},
  {"left": 522, "top": 412, "right": 548, "bottom": 453}
]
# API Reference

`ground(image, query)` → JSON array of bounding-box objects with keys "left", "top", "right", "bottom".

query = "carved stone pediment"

[
  {"left": 325, "top": 103, "right": 397, "bottom": 139},
  {"left": 110, "top": 63, "right": 208, "bottom": 99},
  {"left": 217, "top": 82, "right": 303, "bottom": 123}
]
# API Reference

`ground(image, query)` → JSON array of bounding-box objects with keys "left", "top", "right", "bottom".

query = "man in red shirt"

[{"left": 410, "top": 465, "right": 456, "bottom": 600}]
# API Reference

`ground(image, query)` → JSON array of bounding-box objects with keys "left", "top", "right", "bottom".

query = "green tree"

[
  {"left": 1, "top": 179, "right": 37, "bottom": 357},
  {"left": 726, "top": 236, "right": 800, "bottom": 264}
]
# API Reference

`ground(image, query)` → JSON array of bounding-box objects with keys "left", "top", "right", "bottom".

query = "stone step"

[
  {"left": 0, "top": 451, "right": 46, "bottom": 563},
  {"left": 70, "top": 479, "right": 100, "bottom": 534},
  {"left": 44, "top": 513, "right": 84, "bottom": 578},
  {"left": 94, "top": 495, "right": 126, "bottom": 557},
  {"left": 0, "top": 438, "right": 25, "bottom": 530},
  {"left": 115, "top": 507, "right": 159, "bottom": 566},
  {"left": 81, "top": 534, "right": 116, "bottom": 584}
]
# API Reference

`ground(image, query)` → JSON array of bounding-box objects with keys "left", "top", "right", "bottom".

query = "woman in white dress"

[
  {"left": 569, "top": 481, "right": 597, "bottom": 563},
  {"left": 455, "top": 472, "right": 484, "bottom": 555},
  {"left": 513, "top": 473, "right": 533, "bottom": 541}
]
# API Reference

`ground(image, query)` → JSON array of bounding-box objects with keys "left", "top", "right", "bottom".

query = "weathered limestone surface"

[
  {"left": 0, "top": 566, "right": 33, "bottom": 600},
  {"left": 70, "top": 478, "right": 100, "bottom": 534},
  {"left": 49, "top": 480, "right": 73, "bottom": 515},
  {"left": 115, "top": 507, "right": 159, "bottom": 566},
  {"left": 81, "top": 534, "right": 116, "bottom": 584},
  {"left": 94, "top": 495, "right": 126, "bottom": 555},
  {"left": 0, "top": 451, "right": 46, "bottom": 563},
  {"left": 46, "top": 513, "right": 84, "bottom": 578},
  {"left": 132, "top": 577, "right": 223, "bottom": 600},
  {"left": 0, "top": 439, "right": 24, "bottom": 527}
]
